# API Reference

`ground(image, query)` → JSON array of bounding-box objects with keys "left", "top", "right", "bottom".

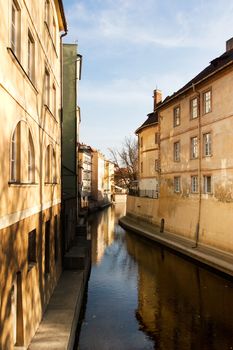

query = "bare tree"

[{"left": 108, "top": 136, "right": 138, "bottom": 189}]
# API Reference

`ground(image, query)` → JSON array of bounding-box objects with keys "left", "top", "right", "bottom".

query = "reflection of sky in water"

[{"left": 78, "top": 204, "right": 233, "bottom": 350}]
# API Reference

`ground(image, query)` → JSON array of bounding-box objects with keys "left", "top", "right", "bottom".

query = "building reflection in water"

[
  {"left": 90, "top": 204, "right": 126, "bottom": 264},
  {"left": 125, "top": 232, "right": 233, "bottom": 350}
]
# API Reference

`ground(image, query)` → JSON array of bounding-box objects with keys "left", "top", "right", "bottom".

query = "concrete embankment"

[
  {"left": 28, "top": 227, "right": 91, "bottom": 350},
  {"left": 119, "top": 215, "right": 233, "bottom": 278}
]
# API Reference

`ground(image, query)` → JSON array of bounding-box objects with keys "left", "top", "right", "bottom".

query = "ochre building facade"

[
  {"left": 0, "top": 0, "right": 67, "bottom": 348},
  {"left": 129, "top": 39, "right": 233, "bottom": 254}
]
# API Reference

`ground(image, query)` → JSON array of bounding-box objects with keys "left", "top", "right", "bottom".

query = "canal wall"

[
  {"left": 28, "top": 229, "right": 91, "bottom": 350},
  {"left": 126, "top": 195, "right": 233, "bottom": 254},
  {"left": 121, "top": 195, "right": 233, "bottom": 276}
]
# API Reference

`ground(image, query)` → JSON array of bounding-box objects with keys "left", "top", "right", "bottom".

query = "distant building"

[
  {"left": 91, "top": 150, "right": 115, "bottom": 208},
  {"left": 62, "top": 43, "right": 82, "bottom": 251},
  {"left": 0, "top": 1, "right": 67, "bottom": 348},
  {"left": 78, "top": 143, "right": 93, "bottom": 209}
]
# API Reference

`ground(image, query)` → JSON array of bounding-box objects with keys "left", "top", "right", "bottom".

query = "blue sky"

[{"left": 63, "top": 0, "right": 233, "bottom": 157}]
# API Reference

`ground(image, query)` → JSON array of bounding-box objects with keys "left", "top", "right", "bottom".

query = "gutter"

[{"left": 60, "top": 30, "right": 68, "bottom": 262}]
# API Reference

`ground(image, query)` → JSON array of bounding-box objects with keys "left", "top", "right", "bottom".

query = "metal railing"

[{"left": 128, "top": 189, "right": 159, "bottom": 199}]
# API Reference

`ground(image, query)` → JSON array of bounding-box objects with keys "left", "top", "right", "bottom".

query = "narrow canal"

[{"left": 76, "top": 204, "right": 233, "bottom": 350}]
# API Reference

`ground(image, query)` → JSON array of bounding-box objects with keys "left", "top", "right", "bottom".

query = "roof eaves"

[
  {"left": 156, "top": 60, "right": 233, "bottom": 110},
  {"left": 56, "top": 0, "right": 68, "bottom": 32},
  {"left": 135, "top": 121, "right": 158, "bottom": 134}
]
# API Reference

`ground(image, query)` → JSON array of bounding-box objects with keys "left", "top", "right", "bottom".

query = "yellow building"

[
  {"left": 135, "top": 90, "right": 161, "bottom": 198},
  {"left": 158, "top": 38, "right": 233, "bottom": 251},
  {"left": 0, "top": 0, "right": 67, "bottom": 348},
  {"left": 91, "top": 150, "right": 114, "bottom": 208},
  {"left": 130, "top": 38, "right": 233, "bottom": 255},
  {"left": 78, "top": 143, "right": 93, "bottom": 209}
]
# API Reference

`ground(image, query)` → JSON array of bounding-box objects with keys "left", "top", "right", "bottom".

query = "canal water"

[{"left": 76, "top": 204, "right": 233, "bottom": 350}]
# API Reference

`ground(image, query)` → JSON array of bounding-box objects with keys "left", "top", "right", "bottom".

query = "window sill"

[
  {"left": 7, "top": 47, "right": 39, "bottom": 94},
  {"left": 44, "top": 104, "right": 58, "bottom": 123},
  {"left": 44, "top": 182, "right": 58, "bottom": 185},
  {"left": 8, "top": 181, "right": 38, "bottom": 187}
]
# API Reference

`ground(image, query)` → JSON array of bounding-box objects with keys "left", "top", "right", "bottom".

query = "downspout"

[
  {"left": 60, "top": 30, "right": 68, "bottom": 263},
  {"left": 192, "top": 83, "right": 202, "bottom": 248}
]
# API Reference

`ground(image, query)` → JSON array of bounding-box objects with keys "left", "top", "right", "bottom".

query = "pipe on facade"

[
  {"left": 192, "top": 83, "right": 202, "bottom": 248},
  {"left": 60, "top": 30, "right": 68, "bottom": 262}
]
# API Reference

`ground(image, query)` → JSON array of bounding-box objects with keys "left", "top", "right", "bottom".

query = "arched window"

[
  {"left": 45, "top": 144, "right": 56, "bottom": 183},
  {"left": 10, "top": 122, "right": 20, "bottom": 182},
  {"left": 52, "top": 147, "right": 56, "bottom": 183},
  {"left": 10, "top": 121, "right": 36, "bottom": 183},
  {"left": 28, "top": 130, "right": 35, "bottom": 182}
]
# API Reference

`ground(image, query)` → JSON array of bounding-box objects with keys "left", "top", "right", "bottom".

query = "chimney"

[
  {"left": 226, "top": 37, "right": 233, "bottom": 52},
  {"left": 153, "top": 89, "right": 162, "bottom": 111}
]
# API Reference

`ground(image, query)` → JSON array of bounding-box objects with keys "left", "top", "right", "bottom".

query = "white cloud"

[{"left": 66, "top": 0, "right": 233, "bottom": 50}]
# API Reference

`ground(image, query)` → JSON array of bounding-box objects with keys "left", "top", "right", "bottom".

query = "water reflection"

[
  {"left": 126, "top": 233, "right": 233, "bottom": 350},
  {"left": 77, "top": 204, "right": 233, "bottom": 350}
]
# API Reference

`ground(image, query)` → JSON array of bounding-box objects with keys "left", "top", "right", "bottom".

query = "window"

[
  {"left": 52, "top": 17, "right": 56, "bottom": 46},
  {"left": 191, "top": 176, "right": 198, "bottom": 193},
  {"left": 203, "top": 175, "right": 212, "bottom": 194},
  {"left": 45, "top": 220, "right": 50, "bottom": 275},
  {"left": 10, "top": 121, "right": 35, "bottom": 183},
  {"left": 54, "top": 215, "right": 58, "bottom": 261},
  {"left": 174, "top": 176, "right": 181, "bottom": 193},
  {"left": 10, "top": 123, "right": 20, "bottom": 182},
  {"left": 28, "top": 131, "right": 35, "bottom": 183},
  {"left": 141, "top": 161, "right": 143, "bottom": 173},
  {"left": 28, "top": 229, "right": 36, "bottom": 265},
  {"left": 203, "top": 90, "right": 211, "bottom": 114},
  {"left": 173, "top": 106, "right": 180, "bottom": 127},
  {"left": 155, "top": 132, "right": 159, "bottom": 144},
  {"left": 45, "top": 69, "right": 50, "bottom": 107},
  {"left": 203, "top": 133, "right": 212, "bottom": 156},
  {"left": 27, "top": 30, "right": 35, "bottom": 82},
  {"left": 190, "top": 97, "right": 198, "bottom": 119},
  {"left": 140, "top": 136, "right": 143, "bottom": 148},
  {"left": 174, "top": 141, "right": 180, "bottom": 162},
  {"left": 11, "top": 0, "right": 20, "bottom": 57},
  {"left": 155, "top": 159, "right": 159, "bottom": 171},
  {"left": 45, "top": 0, "right": 50, "bottom": 27},
  {"left": 52, "top": 84, "right": 56, "bottom": 117},
  {"left": 45, "top": 144, "right": 56, "bottom": 183},
  {"left": 191, "top": 136, "right": 198, "bottom": 159}
]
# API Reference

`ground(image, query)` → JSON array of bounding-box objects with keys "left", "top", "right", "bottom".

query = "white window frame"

[
  {"left": 173, "top": 106, "right": 180, "bottom": 127},
  {"left": 28, "top": 131, "right": 35, "bottom": 183},
  {"left": 203, "top": 90, "right": 211, "bottom": 114},
  {"left": 52, "top": 84, "right": 56, "bottom": 117},
  {"left": 174, "top": 141, "right": 180, "bottom": 162},
  {"left": 191, "top": 97, "right": 198, "bottom": 119},
  {"left": 203, "top": 133, "right": 212, "bottom": 157},
  {"left": 191, "top": 175, "right": 198, "bottom": 193},
  {"left": 174, "top": 176, "right": 181, "bottom": 193},
  {"left": 11, "top": 0, "right": 20, "bottom": 58},
  {"left": 191, "top": 136, "right": 198, "bottom": 159},
  {"left": 28, "top": 30, "right": 35, "bottom": 82},
  {"left": 45, "top": 69, "right": 50, "bottom": 107},
  {"left": 10, "top": 126, "right": 19, "bottom": 182},
  {"left": 203, "top": 175, "right": 212, "bottom": 194}
]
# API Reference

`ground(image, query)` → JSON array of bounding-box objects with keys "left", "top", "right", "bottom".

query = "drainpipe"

[
  {"left": 192, "top": 83, "right": 202, "bottom": 248},
  {"left": 60, "top": 30, "right": 68, "bottom": 263}
]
